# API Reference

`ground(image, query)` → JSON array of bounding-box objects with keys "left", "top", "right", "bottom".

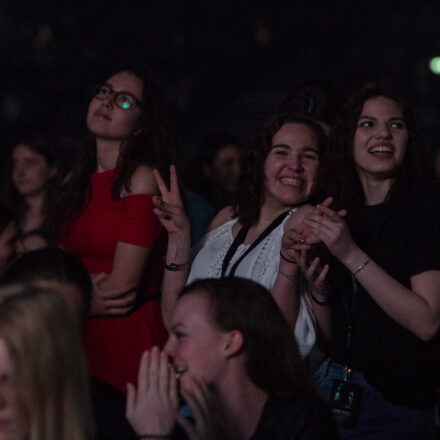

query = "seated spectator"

[
  {"left": 6, "top": 133, "right": 61, "bottom": 249},
  {"left": 187, "top": 132, "right": 242, "bottom": 212},
  {"left": 127, "top": 277, "right": 339, "bottom": 440},
  {"left": 0, "top": 284, "right": 93, "bottom": 439}
]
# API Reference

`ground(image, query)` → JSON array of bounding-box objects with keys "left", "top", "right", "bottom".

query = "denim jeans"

[{"left": 312, "top": 358, "right": 436, "bottom": 440}]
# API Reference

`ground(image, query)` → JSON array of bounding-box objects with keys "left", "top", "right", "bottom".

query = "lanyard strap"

[
  {"left": 221, "top": 210, "right": 291, "bottom": 278},
  {"left": 342, "top": 210, "right": 391, "bottom": 371}
]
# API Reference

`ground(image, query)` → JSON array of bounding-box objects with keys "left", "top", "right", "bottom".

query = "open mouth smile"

[
  {"left": 369, "top": 145, "right": 394, "bottom": 154},
  {"left": 280, "top": 177, "right": 304, "bottom": 186}
]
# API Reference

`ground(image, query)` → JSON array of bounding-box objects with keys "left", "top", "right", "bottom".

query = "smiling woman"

[
  {"left": 127, "top": 278, "right": 339, "bottom": 440},
  {"left": 153, "top": 113, "right": 329, "bottom": 360},
  {"left": 308, "top": 86, "right": 439, "bottom": 439}
]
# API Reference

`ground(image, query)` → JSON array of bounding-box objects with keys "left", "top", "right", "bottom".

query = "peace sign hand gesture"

[{"left": 153, "top": 165, "right": 190, "bottom": 240}]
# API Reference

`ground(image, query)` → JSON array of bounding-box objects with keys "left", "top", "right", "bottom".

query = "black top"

[
  {"left": 250, "top": 394, "right": 340, "bottom": 440},
  {"left": 328, "top": 182, "right": 440, "bottom": 408},
  {"left": 172, "top": 393, "right": 339, "bottom": 440}
]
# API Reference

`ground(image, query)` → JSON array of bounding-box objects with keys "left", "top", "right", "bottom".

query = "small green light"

[
  {"left": 429, "top": 57, "right": 440, "bottom": 75},
  {"left": 122, "top": 102, "right": 130, "bottom": 109}
]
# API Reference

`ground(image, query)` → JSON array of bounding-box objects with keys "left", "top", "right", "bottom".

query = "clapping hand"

[{"left": 303, "top": 199, "right": 353, "bottom": 263}]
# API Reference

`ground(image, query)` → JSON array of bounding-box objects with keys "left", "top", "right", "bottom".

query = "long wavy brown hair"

[
  {"left": 57, "top": 66, "right": 181, "bottom": 232},
  {"left": 319, "top": 86, "right": 435, "bottom": 223},
  {"left": 234, "top": 113, "right": 328, "bottom": 227}
]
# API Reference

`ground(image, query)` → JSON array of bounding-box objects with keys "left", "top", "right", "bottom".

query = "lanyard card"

[{"left": 329, "top": 379, "right": 363, "bottom": 428}]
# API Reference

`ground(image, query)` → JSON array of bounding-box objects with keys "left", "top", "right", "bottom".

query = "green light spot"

[
  {"left": 122, "top": 102, "right": 130, "bottom": 109},
  {"left": 429, "top": 57, "right": 440, "bottom": 75}
]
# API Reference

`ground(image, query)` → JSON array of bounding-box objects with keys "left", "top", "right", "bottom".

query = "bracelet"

[
  {"left": 352, "top": 257, "right": 371, "bottom": 276},
  {"left": 139, "top": 433, "right": 171, "bottom": 439},
  {"left": 280, "top": 251, "right": 297, "bottom": 264},
  {"left": 309, "top": 290, "right": 330, "bottom": 306},
  {"left": 279, "top": 270, "right": 297, "bottom": 285},
  {"left": 165, "top": 261, "right": 190, "bottom": 271}
]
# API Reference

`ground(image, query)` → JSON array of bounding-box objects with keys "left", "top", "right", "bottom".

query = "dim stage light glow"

[{"left": 429, "top": 57, "right": 440, "bottom": 75}]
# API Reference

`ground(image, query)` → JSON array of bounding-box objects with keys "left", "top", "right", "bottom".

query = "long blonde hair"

[{"left": 0, "top": 285, "right": 93, "bottom": 440}]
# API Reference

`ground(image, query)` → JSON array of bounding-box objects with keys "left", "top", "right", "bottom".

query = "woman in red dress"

[{"left": 58, "top": 67, "right": 180, "bottom": 400}]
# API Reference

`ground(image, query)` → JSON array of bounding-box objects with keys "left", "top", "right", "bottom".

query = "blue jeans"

[{"left": 312, "top": 358, "right": 436, "bottom": 440}]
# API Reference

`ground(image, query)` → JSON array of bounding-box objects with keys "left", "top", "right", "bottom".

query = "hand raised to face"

[{"left": 126, "top": 347, "right": 178, "bottom": 437}]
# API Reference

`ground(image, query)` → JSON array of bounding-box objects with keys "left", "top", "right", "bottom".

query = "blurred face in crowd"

[
  {"left": 263, "top": 122, "right": 320, "bottom": 211},
  {"left": 165, "top": 291, "right": 232, "bottom": 394},
  {"left": 0, "top": 339, "right": 21, "bottom": 440},
  {"left": 0, "top": 224, "right": 23, "bottom": 276},
  {"left": 353, "top": 96, "right": 408, "bottom": 182},
  {"left": 203, "top": 145, "right": 241, "bottom": 194},
  {"left": 20, "top": 233, "right": 48, "bottom": 253},
  {"left": 12, "top": 145, "right": 56, "bottom": 198},
  {"left": 87, "top": 71, "right": 143, "bottom": 142}
]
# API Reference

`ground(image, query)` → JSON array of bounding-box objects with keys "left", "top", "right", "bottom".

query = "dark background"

[{"left": 2, "top": 1, "right": 440, "bottom": 174}]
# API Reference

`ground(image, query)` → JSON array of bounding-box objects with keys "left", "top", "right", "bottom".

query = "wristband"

[
  {"left": 279, "top": 251, "right": 297, "bottom": 264},
  {"left": 165, "top": 261, "right": 190, "bottom": 271},
  {"left": 309, "top": 290, "right": 330, "bottom": 306},
  {"left": 352, "top": 257, "right": 371, "bottom": 276}
]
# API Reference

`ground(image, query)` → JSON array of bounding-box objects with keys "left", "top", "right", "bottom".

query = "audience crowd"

[{"left": 0, "top": 69, "right": 438, "bottom": 440}]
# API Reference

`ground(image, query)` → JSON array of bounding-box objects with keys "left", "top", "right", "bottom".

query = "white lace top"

[{"left": 187, "top": 212, "right": 316, "bottom": 357}]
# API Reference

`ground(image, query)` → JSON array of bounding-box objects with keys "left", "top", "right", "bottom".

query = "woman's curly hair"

[
  {"left": 319, "top": 86, "right": 435, "bottom": 223},
  {"left": 234, "top": 113, "right": 328, "bottom": 227}
]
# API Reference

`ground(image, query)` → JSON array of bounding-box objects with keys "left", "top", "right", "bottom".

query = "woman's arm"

[
  {"left": 270, "top": 205, "right": 328, "bottom": 332},
  {"left": 297, "top": 251, "right": 332, "bottom": 343},
  {"left": 154, "top": 167, "right": 236, "bottom": 329},
  {"left": 271, "top": 226, "right": 302, "bottom": 332},
  {"left": 153, "top": 166, "right": 191, "bottom": 329},
  {"left": 305, "top": 204, "right": 440, "bottom": 341},
  {"left": 92, "top": 166, "right": 159, "bottom": 316}
]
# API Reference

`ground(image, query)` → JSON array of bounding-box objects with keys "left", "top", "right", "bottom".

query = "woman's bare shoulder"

[
  {"left": 207, "top": 206, "right": 236, "bottom": 232},
  {"left": 123, "top": 165, "right": 158, "bottom": 196}
]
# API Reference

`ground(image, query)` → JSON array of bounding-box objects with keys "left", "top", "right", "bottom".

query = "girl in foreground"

[
  {"left": 127, "top": 277, "right": 339, "bottom": 440},
  {"left": 0, "top": 285, "right": 93, "bottom": 440},
  {"left": 155, "top": 114, "right": 329, "bottom": 358},
  {"left": 304, "top": 87, "right": 440, "bottom": 439}
]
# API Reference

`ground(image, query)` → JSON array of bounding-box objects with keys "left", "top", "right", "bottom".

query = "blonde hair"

[{"left": 0, "top": 284, "right": 93, "bottom": 440}]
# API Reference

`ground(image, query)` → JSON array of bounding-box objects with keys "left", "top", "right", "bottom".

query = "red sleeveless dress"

[{"left": 59, "top": 168, "right": 168, "bottom": 393}]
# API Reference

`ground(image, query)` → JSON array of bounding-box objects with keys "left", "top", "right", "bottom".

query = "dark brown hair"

[
  {"left": 179, "top": 277, "right": 312, "bottom": 397},
  {"left": 7, "top": 133, "right": 61, "bottom": 238},
  {"left": 57, "top": 66, "right": 181, "bottom": 231},
  {"left": 319, "top": 86, "right": 435, "bottom": 221},
  {"left": 234, "top": 113, "right": 328, "bottom": 226}
]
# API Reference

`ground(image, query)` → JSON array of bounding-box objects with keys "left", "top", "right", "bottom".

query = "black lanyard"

[
  {"left": 342, "top": 208, "right": 392, "bottom": 369},
  {"left": 220, "top": 210, "right": 291, "bottom": 278}
]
